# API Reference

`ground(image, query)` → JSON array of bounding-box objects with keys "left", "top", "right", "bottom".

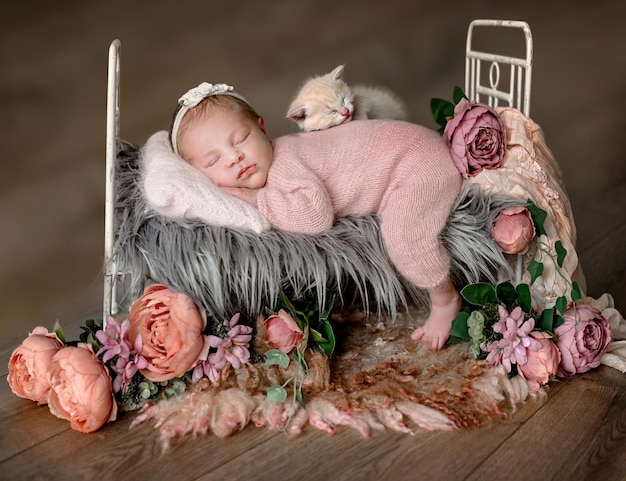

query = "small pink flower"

[
  {"left": 555, "top": 303, "right": 612, "bottom": 378},
  {"left": 483, "top": 306, "right": 541, "bottom": 372},
  {"left": 443, "top": 98, "right": 507, "bottom": 178},
  {"left": 265, "top": 309, "right": 306, "bottom": 354},
  {"left": 96, "top": 316, "right": 131, "bottom": 363},
  {"left": 518, "top": 331, "right": 561, "bottom": 391},
  {"left": 192, "top": 335, "right": 228, "bottom": 383},
  {"left": 492, "top": 206, "right": 536, "bottom": 254}
]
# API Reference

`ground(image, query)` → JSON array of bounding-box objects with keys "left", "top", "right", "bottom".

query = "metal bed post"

[
  {"left": 103, "top": 39, "right": 121, "bottom": 324},
  {"left": 465, "top": 19, "right": 533, "bottom": 117},
  {"left": 465, "top": 20, "right": 533, "bottom": 284}
]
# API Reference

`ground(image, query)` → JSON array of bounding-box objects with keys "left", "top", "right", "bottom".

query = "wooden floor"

[{"left": 2, "top": 1, "right": 626, "bottom": 479}]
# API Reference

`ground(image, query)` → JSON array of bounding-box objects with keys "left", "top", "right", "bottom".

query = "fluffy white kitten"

[{"left": 287, "top": 65, "right": 407, "bottom": 132}]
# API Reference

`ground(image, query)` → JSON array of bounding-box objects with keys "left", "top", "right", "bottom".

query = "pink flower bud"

[
  {"left": 492, "top": 206, "right": 535, "bottom": 254},
  {"left": 265, "top": 309, "right": 305, "bottom": 354}
]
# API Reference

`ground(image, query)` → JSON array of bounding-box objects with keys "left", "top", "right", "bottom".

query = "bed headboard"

[{"left": 465, "top": 19, "right": 533, "bottom": 116}]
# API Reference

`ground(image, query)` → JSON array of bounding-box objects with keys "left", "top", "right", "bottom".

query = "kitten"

[{"left": 287, "top": 65, "right": 407, "bottom": 132}]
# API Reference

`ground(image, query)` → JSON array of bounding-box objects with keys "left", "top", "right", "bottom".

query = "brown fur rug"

[{"left": 131, "top": 307, "right": 540, "bottom": 448}]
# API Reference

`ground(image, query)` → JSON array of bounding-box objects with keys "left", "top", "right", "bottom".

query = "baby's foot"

[
  {"left": 411, "top": 315, "right": 453, "bottom": 351},
  {"left": 411, "top": 282, "right": 461, "bottom": 351}
]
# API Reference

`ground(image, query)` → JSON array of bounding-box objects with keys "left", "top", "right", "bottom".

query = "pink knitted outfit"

[{"left": 257, "top": 120, "right": 462, "bottom": 288}]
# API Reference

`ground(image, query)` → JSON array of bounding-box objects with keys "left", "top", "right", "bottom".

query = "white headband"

[{"left": 170, "top": 82, "right": 249, "bottom": 155}]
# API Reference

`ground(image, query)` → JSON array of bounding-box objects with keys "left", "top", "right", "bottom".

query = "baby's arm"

[{"left": 256, "top": 158, "right": 335, "bottom": 235}]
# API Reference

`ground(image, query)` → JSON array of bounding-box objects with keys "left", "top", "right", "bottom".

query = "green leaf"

[
  {"left": 430, "top": 97, "right": 455, "bottom": 132},
  {"left": 554, "top": 314, "right": 564, "bottom": 329},
  {"left": 264, "top": 349, "right": 290, "bottom": 369},
  {"left": 496, "top": 282, "right": 517, "bottom": 309},
  {"left": 526, "top": 200, "right": 547, "bottom": 236},
  {"left": 450, "top": 310, "right": 471, "bottom": 340},
  {"left": 309, "top": 328, "right": 328, "bottom": 344},
  {"left": 571, "top": 281, "right": 582, "bottom": 302},
  {"left": 266, "top": 385, "right": 288, "bottom": 404},
  {"left": 555, "top": 241, "right": 567, "bottom": 267},
  {"left": 452, "top": 86, "right": 467, "bottom": 104},
  {"left": 460, "top": 283, "right": 498, "bottom": 307},
  {"left": 555, "top": 296, "right": 568, "bottom": 315},
  {"left": 316, "top": 321, "right": 336, "bottom": 358},
  {"left": 516, "top": 283, "right": 532, "bottom": 313},
  {"left": 527, "top": 261, "right": 544, "bottom": 284},
  {"left": 52, "top": 321, "right": 66, "bottom": 344},
  {"left": 294, "top": 388, "right": 306, "bottom": 408},
  {"left": 540, "top": 308, "right": 555, "bottom": 331}
]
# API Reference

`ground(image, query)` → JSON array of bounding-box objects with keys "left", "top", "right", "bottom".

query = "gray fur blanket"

[{"left": 113, "top": 140, "right": 517, "bottom": 326}]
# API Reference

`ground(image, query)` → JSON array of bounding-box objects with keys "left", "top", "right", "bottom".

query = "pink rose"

[
  {"left": 492, "top": 206, "right": 536, "bottom": 254},
  {"left": 128, "top": 284, "right": 208, "bottom": 382},
  {"left": 555, "top": 303, "right": 612, "bottom": 378},
  {"left": 518, "top": 331, "right": 560, "bottom": 391},
  {"left": 7, "top": 326, "right": 64, "bottom": 405},
  {"left": 265, "top": 309, "right": 305, "bottom": 354},
  {"left": 47, "top": 344, "right": 118, "bottom": 433},
  {"left": 443, "top": 98, "right": 507, "bottom": 178}
]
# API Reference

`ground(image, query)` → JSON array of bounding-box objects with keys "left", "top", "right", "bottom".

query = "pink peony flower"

[
  {"left": 518, "top": 331, "right": 561, "bottom": 391},
  {"left": 492, "top": 206, "right": 536, "bottom": 254},
  {"left": 483, "top": 306, "right": 541, "bottom": 372},
  {"left": 443, "top": 98, "right": 507, "bottom": 178},
  {"left": 47, "top": 344, "right": 118, "bottom": 433},
  {"left": 7, "top": 326, "right": 64, "bottom": 405},
  {"left": 555, "top": 303, "right": 612, "bottom": 378},
  {"left": 128, "top": 284, "right": 209, "bottom": 382},
  {"left": 265, "top": 309, "right": 306, "bottom": 354}
]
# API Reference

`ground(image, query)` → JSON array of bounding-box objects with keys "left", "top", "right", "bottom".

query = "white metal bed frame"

[
  {"left": 465, "top": 19, "right": 533, "bottom": 116},
  {"left": 102, "top": 20, "right": 533, "bottom": 321}
]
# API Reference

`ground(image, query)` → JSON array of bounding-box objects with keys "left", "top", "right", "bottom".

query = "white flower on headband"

[{"left": 178, "top": 83, "right": 235, "bottom": 108}]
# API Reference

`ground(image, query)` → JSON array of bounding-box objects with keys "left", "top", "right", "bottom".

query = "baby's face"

[{"left": 181, "top": 107, "right": 273, "bottom": 190}]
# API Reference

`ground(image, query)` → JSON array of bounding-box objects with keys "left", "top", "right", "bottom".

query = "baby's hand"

[{"left": 222, "top": 187, "right": 259, "bottom": 208}]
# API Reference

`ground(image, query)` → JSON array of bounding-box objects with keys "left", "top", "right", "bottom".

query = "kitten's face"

[{"left": 287, "top": 65, "right": 355, "bottom": 131}]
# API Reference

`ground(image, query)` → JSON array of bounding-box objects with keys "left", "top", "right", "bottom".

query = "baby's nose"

[{"left": 228, "top": 150, "right": 244, "bottom": 166}]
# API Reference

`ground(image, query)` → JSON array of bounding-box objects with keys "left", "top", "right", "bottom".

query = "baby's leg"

[{"left": 411, "top": 279, "right": 461, "bottom": 350}]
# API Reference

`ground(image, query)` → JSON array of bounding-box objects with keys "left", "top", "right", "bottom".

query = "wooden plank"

[
  {"left": 0, "top": 411, "right": 280, "bottom": 480},
  {"left": 465, "top": 366, "right": 626, "bottom": 481}
]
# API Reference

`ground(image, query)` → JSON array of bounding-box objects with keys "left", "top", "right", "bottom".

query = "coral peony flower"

[
  {"left": 492, "top": 206, "right": 536, "bottom": 254},
  {"left": 265, "top": 309, "right": 306, "bottom": 354},
  {"left": 518, "top": 331, "right": 560, "bottom": 391},
  {"left": 443, "top": 98, "right": 507, "bottom": 178},
  {"left": 7, "top": 326, "right": 64, "bottom": 405},
  {"left": 47, "top": 344, "right": 117, "bottom": 433},
  {"left": 555, "top": 303, "right": 612, "bottom": 378},
  {"left": 127, "top": 284, "right": 209, "bottom": 382}
]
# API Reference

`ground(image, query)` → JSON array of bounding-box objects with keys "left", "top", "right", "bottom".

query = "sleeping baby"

[{"left": 168, "top": 82, "right": 463, "bottom": 350}]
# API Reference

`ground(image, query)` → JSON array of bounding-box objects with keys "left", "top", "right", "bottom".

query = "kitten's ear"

[
  {"left": 287, "top": 106, "right": 307, "bottom": 122},
  {"left": 330, "top": 65, "right": 345, "bottom": 80}
]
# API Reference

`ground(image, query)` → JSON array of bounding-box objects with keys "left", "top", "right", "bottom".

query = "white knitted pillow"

[{"left": 141, "top": 131, "right": 271, "bottom": 233}]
